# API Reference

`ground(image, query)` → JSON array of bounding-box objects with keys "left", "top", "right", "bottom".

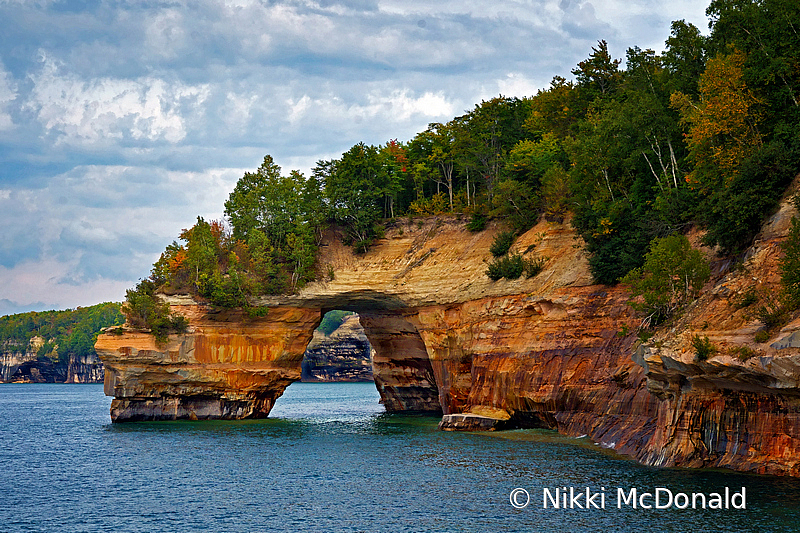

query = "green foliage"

[
  {"left": 492, "top": 179, "right": 540, "bottom": 233},
  {"left": 489, "top": 230, "right": 516, "bottom": 257},
  {"left": 700, "top": 142, "right": 794, "bottom": 253},
  {"left": 692, "top": 334, "right": 717, "bottom": 361},
  {"left": 622, "top": 234, "right": 711, "bottom": 325},
  {"left": 754, "top": 330, "right": 770, "bottom": 343},
  {"left": 523, "top": 256, "right": 547, "bottom": 278},
  {"left": 540, "top": 166, "right": 571, "bottom": 222},
  {"left": 733, "top": 345, "right": 757, "bottom": 362},
  {"left": 486, "top": 253, "right": 545, "bottom": 281},
  {"left": 486, "top": 253, "right": 525, "bottom": 280},
  {"left": 123, "top": 279, "right": 188, "bottom": 343},
  {"left": 317, "top": 310, "right": 354, "bottom": 336},
  {"left": 733, "top": 288, "right": 759, "bottom": 309},
  {"left": 466, "top": 213, "right": 487, "bottom": 232},
  {"left": 0, "top": 303, "right": 124, "bottom": 363},
  {"left": 322, "top": 143, "right": 388, "bottom": 251},
  {"left": 781, "top": 204, "right": 800, "bottom": 309},
  {"left": 755, "top": 298, "right": 788, "bottom": 331}
]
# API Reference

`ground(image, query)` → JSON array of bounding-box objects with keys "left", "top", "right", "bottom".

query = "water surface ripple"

[{"left": 1, "top": 383, "right": 799, "bottom": 532}]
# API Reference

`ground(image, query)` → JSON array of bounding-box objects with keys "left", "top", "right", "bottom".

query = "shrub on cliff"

[
  {"left": 621, "top": 234, "right": 710, "bottom": 326},
  {"left": 692, "top": 334, "right": 716, "bottom": 362},
  {"left": 780, "top": 195, "right": 800, "bottom": 310},
  {"left": 486, "top": 253, "right": 545, "bottom": 281},
  {"left": 122, "top": 279, "right": 188, "bottom": 343},
  {"left": 465, "top": 213, "right": 487, "bottom": 232},
  {"left": 489, "top": 230, "right": 516, "bottom": 257}
]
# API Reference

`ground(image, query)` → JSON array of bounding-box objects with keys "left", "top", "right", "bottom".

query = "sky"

[{"left": 0, "top": 0, "right": 710, "bottom": 315}]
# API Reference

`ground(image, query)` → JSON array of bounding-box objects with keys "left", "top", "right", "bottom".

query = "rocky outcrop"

[
  {"left": 1, "top": 345, "right": 39, "bottom": 382},
  {"left": 66, "top": 352, "right": 104, "bottom": 383},
  {"left": 301, "top": 314, "right": 373, "bottom": 382},
  {"left": 1, "top": 336, "right": 103, "bottom": 383},
  {"left": 97, "top": 305, "right": 320, "bottom": 421},
  {"left": 97, "top": 203, "right": 800, "bottom": 475},
  {"left": 624, "top": 198, "right": 800, "bottom": 476}
]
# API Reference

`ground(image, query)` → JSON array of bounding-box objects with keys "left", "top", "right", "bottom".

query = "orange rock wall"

[
  {"left": 97, "top": 205, "right": 800, "bottom": 475},
  {"left": 97, "top": 305, "right": 322, "bottom": 421}
]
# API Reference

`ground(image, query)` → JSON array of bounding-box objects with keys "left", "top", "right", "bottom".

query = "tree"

[
  {"left": 572, "top": 40, "right": 622, "bottom": 110},
  {"left": 224, "top": 155, "right": 309, "bottom": 247},
  {"left": 663, "top": 20, "right": 707, "bottom": 97},
  {"left": 459, "top": 96, "right": 531, "bottom": 206},
  {"left": 324, "top": 143, "right": 385, "bottom": 252},
  {"left": 671, "top": 49, "right": 763, "bottom": 193},
  {"left": 781, "top": 197, "right": 800, "bottom": 308},
  {"left": 621, "top": 234, "right": 710, "bottom": 326},
  {"left": 506, "top": 132, "right": 564, "bottom": 189},
  {"left": 420, "top": 123, "right": 457, "bottom": 210}
]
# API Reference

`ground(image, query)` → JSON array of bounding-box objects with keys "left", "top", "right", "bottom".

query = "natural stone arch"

[
  {"left": 98, "top": 291, "right": 444, "bottom": 422},
  {"left": 95, "top": 213, "right": 800, "bottom": 474}
]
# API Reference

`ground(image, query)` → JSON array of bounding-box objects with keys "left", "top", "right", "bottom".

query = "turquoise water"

[{"left": 2, "top": 383, "right": 800, "bottom": 532}]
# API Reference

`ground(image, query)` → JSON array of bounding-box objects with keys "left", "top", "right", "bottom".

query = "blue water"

[{"left": 2, "top": 383, "right": 800, "bottom": 532}]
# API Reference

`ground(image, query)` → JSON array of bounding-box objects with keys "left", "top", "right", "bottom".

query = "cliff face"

[
  {"left": 1, "top": 337, "right": 103, "bottom": 384},
  {"left": 97, "top": 305, "right": 321, "bottom": 421},
  {"left": 301, "top": 314, "right": 373, "bottom": 382},
  {"left": 629, "top": 199, "right": 800, "bottom": 475},
  {"left": 97, "top": 206, "right": 800, "bottom": 475}
]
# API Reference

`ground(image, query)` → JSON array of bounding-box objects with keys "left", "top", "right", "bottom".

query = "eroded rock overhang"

[{"left": 96, "top": 214, "right": 800, "bottom": 476}]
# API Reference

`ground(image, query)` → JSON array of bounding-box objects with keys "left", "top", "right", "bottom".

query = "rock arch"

[{"left": 96, "top": 215, "right": 800, "bottom": 475}]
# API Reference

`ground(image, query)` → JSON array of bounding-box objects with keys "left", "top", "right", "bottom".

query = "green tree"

[
  {"left": 572, "top": 40, "right": 623, "bottom": 111},
  {"left": 621, "top": 234, "right": 710, "bottom": 325},
  {"left": 781, "top": 210, "right": 800, "bottom": 308},
  {"left": 663, "top": 20, "right": 707, "bottom": 97},
  {"left": 324, "top": 143, "right": 385, "bottom": 252},
  {"left": 122, "top": 279, "right": 188, "bottom": 342},
  {"left": 224, "top": 155, "right": 309, "bottom": 247}
]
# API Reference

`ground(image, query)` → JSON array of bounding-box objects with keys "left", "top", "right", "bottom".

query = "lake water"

[{"left": 2, "top": 383, "right": 800, "bottom": 532}]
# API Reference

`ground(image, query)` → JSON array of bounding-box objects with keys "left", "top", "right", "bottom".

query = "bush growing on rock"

[
  {"left": 486, "top": 253, "right": 546, "bottom": 281},
  {"left": 622, "top": 234, "right": 710, "bottom": 326},
  {"left": 489, "top": 230, "right": 516, "bottom": 257}
]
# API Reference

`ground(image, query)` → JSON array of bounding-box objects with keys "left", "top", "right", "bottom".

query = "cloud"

[
  {"left": 0, "top": 164, "right": 243, "bottom": 308},
  {"left": 26, "top": 55, "right": 209, "bottom": 149},
  {"left": 0, "top": 0, "right": 712, "bottom": 313},
  {"left": 0, "top": 61, "right": 17, "bottom": 131}
]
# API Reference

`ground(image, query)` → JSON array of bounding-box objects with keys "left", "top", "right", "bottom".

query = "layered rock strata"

[
  {"left": 1, "top": 336, "right": 104, "bottom": 383},
  {"left": 97, "top": 207, "right": 800, "bottom": 475},
  {"left": 97, "top": 306, "right": 321, "bottom": 421},
  {"left": 301, "top": 314, "right": 373, "bottom": 382}
]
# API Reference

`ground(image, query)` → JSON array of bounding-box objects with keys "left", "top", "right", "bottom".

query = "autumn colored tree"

[{"left": 671, "top": 49, "right": 763, "bottom": 192}]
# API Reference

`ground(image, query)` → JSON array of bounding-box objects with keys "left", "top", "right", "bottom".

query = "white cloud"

[
  {"left": 0, "top": 164, "right": 243, "bottom": 310},
  {"left": 27, "top": 55, "right": 209, "bottom": 147},
  {"left": 496, "top": 73, "right": 546, "bottom": 99},
  {"left": 0, "top": 0, "right": 713, "bottom": 314},
  {"left": 0, "top": 61, "right": 16, "bottom": 131}
]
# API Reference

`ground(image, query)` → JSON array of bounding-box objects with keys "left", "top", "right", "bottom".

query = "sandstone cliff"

[
  {"left": 1, "top": 336, "right": 103, "bottom": 383},
  {"left": 97, "top": 204, "right": 800, "bottom": 475},
  {"left": 301, "top": 314, "right": 373, "bottom": 382}
]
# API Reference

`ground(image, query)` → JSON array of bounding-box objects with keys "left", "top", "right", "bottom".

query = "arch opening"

[{"left": 274, "top": 308, "right": 442, "bottom": 416}]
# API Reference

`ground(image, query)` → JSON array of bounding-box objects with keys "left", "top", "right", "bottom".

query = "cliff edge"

[{"left": 97, "top": 206, "right": 800, "bottom": 475}]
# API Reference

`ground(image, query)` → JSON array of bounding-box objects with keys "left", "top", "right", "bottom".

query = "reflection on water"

[{"left": 1, "top": 382, "right": 800, "bottom": 532}]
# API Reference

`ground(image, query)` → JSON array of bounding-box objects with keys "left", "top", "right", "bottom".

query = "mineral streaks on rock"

[
  {"left": 419, "top": 289, "right": 661, "bottom": 454},
  {"left": 635, "top": 339, "right": 800, "bottom": 475},
  {"left": 97, "top": 211, "right": 800, "bottom": 475},
  {"left": 96, "top": 305, "right": 322, "bottom": 421},
  {"left": 360, "top": 311, "right": 441, "bottom": 413}
]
